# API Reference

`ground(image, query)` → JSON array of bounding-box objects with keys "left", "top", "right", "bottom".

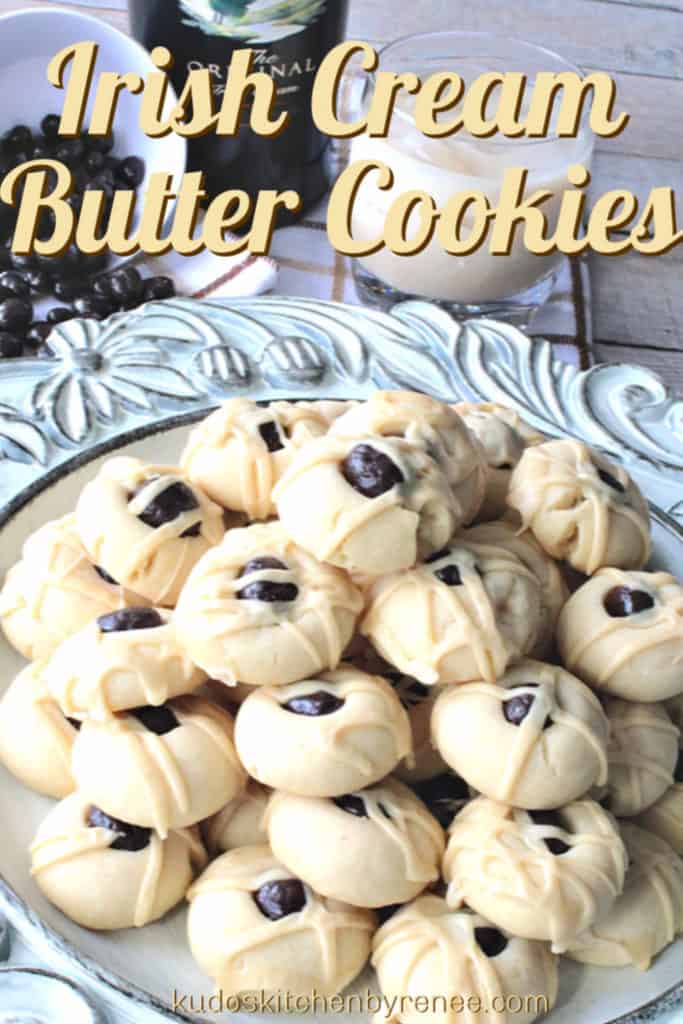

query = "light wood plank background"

[{"left": 1, "top": 0, "right": 682, "bottom": 383}]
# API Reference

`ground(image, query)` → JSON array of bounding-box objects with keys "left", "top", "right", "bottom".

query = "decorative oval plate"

[{"left": 1, "top": 297, "right": 682, "bottom": 1024}]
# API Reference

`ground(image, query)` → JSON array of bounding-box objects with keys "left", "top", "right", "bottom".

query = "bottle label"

[
  {"left": 179, "top": 0, "right": 329, "bottom": 44},
  {"left": 128, "top": 0, "right": 348, "bottom": 203}
]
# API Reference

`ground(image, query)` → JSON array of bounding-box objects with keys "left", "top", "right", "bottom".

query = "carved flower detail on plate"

[
  {"left": 30, "top": 317, "right": 202, "bottom": 445},
  {"left": 194, "top": 345, "right": 251, "bottom": 387},
  {"left": 667, "top": 501, "right": 683, "bottom": 526},
  {"left": 0, "top": 402, "right": 49, "bottom": 467},
  {"left": 262, "top": 335, "right": 326, "bottom": 384},
  {"left": 0, "top": 296, "right": 680, "bottom": 526}
]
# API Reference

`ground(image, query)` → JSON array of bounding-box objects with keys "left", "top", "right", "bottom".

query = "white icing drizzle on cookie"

[
  {"left": 177, "top": 825, "right": 210, "bottom": 873},
  {"left": 508, "top": 440, "right": 651, "bottom": 573},
  {"left": 31, "top": 822, "right": 113, "bottom": 875},
  {"left": 0, "top": 517, "right": 138, "bottom": 660},
  {"left": 605, "top": 701, "right": 679, "bottom": 814},
  {"left": 97, "top": 699, "right": 243, "bottom": 837},
  {"left": 366, "top": 568, "right": 496, "bottom": 685},
  {"left": 32, "top": 685, "right": 78, "bottom": 774},
  {"left": 443, "top": 800, "right": 627, "bottom": 952},
  {"left": 438, "top": 673, "right": 609, "bottom": 803},
  {"left": 273, "top": 434, "right": 460, "bottom": 562},
  {"left": 332, "top": 391, "right": 487, "bottom": 519},
  {"left": 0, "top": 517, "right": 126, "bottom": 621},
  {"left": 127, "top": 473, "right": 201, "bottom": 527},
  {"left": 116, "top": 475, "right": 206, "bottom": 597},
  {"left": 462, "top": 522, "right": 568, "bottom": 651},
  {"left": 77, "top": 458, "right": 224, "bottom": 606},
  {"left": 363, "top": 544, "right": 540, "bottom": 685},
  {"left": 473, "top": 419, "right": 524, "bottom": 466},
  {"left": 453, "top": 403, "right": 545, "bottom": 515},
  {"left": 135, "top": 830, "right": 165, "bottom": 927},
  {"left": 175, "top": 524, "right": 362, "bottom": 686},
  {"left": 47, "top": 617, "right": 200, "bottom": 719},
  {"left": 262, "top": 782, "right": 444, "bottom": 890},
  {"left": 226, "top": 564, "right": 347, "bottom": 668},
  {"left": 620, "top": 827, "right": 683, "bottom": 966},
  {"left": 32, "top": 810, "right": 205, "bottom": 930},
  {"left": 353, "top": 784, "right": 445, "bottom": 884},
  {"left": 463, "top": 413, "right": 525, "bottom": 469},
  {"left": 373, "top": 900, "right": 528, "bottom": 1024},
  {"left": 261, "top": 670, "right": 412, "bottom": 778},
  {"left": 188, "top": 848, "right": 374, "bottom": 984},
  {"left": 30, "top": 821, "right": 165, "bottom": 928},
  {"left": 636, "top": 784, "right": 683, "bottom": 853},
  {"left": 120, "top": 728, "right": 190, "bottom": 837},
  {"left": 561, "top": 569, "right": 683, "bottom": 687},
  {"left": 183, "top": 403, "right": 279, "bottom": 520},
  {"left": 181, "top": 399, "right": 335, "bottom": 520},
  {"left": 567, "top": 824, "right": 683, "bottom": 969}
]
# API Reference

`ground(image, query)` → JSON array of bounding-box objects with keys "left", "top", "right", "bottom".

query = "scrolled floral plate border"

[
  {"left": 0, "top": 296, "right": 681, "bottom": 517},
  {"left": 1, "top": 295, "right": 683, "bottom": 1024}
]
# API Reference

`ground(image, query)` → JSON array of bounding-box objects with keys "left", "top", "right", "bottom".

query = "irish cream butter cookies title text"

[{"left": 0, "top": 40, "right": 680, "bottom": 259}]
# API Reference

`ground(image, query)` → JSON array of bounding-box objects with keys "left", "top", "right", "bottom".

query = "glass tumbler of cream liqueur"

[
  {"left": 348, "top": 32, "right": 595, "bottom": 324},
  {"left": 128, "top": 0, "right": 349, "bottom": 225}
]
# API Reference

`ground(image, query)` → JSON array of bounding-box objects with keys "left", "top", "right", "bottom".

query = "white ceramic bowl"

[{"left": 0, "top": 5, "right": 186, "bottom": 246}]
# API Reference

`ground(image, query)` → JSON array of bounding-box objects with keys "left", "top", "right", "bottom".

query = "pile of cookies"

[{"left": 1, "top": 390, "right": 682, "bottom": 1021}]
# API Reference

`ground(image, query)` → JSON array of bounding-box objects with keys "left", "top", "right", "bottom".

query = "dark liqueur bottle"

[{"left": 128, "top": 0, "right": 349, "bottom": 225}]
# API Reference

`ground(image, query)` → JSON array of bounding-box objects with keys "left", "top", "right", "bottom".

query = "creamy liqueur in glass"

[{"left": 348, "top": 34, "right": 595, "bottom": 318}]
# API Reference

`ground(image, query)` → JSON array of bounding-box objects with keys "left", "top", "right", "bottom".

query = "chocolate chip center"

[
  {"left": 529, "top": 810, "right": 570, "bottom": 855},
  {"left": 412, "top": 772, "right": 470, "bottom": 829},
  {"left": 181, "top": 523, "right": 202, "bottom": 538},
  {"left": 503, "top": 693, "right": 536, "bottom": 726},
  {"left": 597, "top": 467, "right": 625, "bottom": 493},
  {"left": 237, "top": 580, "right": 299, "bottom": 602},
  {"left": 283, "top": 691, "right": 345, "bottom": 716},
  {"left": 434, "top": 564, "right": 463, "bottom": 587},
  {"left": 333, "top": 794, "right": 368, "bottom": 817},
  {"left": 253, "top": 879, "right": 306, "bottom": 920},
  {"left": 66, "top": 717, "right": 82, "bottom": 731},
  {"left": 134, "top": 479, "right": 200, "bottom": 535},
  {"left": 545, "top": 838, "right": 570, "bottom": 856},
  {"left": 87, "top": 806, "right": 151, "bottom": 851},
  {"left": 502, "top": 684, "right": 551, "bottom": 730},
  {"left": 426, "top": 549, "right": 480, "bottom": 586},
  {"left": 130, "top": 705, "right": 180, "bottom": 735},
  {"left": 341, "top": 444, "right": 404, "bottom": 498},
  {"left": 94, "top": 564, "right": 118, "bottom": 585},
  {"left": 475, "top": 927, "right": 508, "bottom": 957},
  {"left": 259, "top": 420, "right": 285, "bottom": 453},
  {"left": 97, "top": 607, "right": 163, "bottom": 633},
  {"left": 236, "top": 556, "right": 298, "bottom": 602},
  {"left": 603, "top": 586, "right": 655, "bottom": 618}
]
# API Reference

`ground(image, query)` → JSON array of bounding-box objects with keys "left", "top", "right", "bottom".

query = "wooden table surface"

[{"left": 2, "top": 0, "right": 682, "bottom": 387}]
